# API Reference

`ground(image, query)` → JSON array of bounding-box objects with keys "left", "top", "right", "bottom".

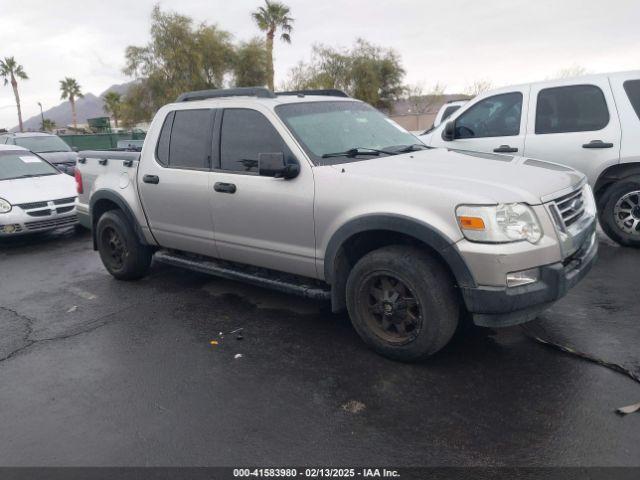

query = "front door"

[
  {"left": 209, "top": 107, "right": 316, "bottom": 278},
  {"left": 138, "top": 108, "right": 219, "bottom": 257}
]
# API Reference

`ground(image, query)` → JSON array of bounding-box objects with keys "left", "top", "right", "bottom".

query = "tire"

[
  {"left": 598, "top": 177, "right": 640, "bottom": 248},
  {"left": 345, "top": 245, "right": 460, "bottom": 362},
  {"left": 96, "top": 210, "right": 153, "bottom": 280}
]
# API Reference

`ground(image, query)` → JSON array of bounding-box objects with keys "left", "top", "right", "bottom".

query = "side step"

[{"left": 154, "top": 250, "right": 331, "bottom": 301}]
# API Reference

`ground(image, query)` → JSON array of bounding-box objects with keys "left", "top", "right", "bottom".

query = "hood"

[
  {"left": 0, "top": 173, "right": 77, "bottom": 204},
  {"left": 332, "top": 149, "right": 585, "bottom": 205},
  {"left": 38, "top": 151, "right": 79, "bottom": 165}
]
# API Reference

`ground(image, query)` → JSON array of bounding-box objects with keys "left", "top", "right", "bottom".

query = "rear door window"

[
  {"left": 454, "top": 92, "right": 523, "bottom": 138},
  {"left": 168, "top": 109, "right": 214, "bottom": 169},
  {"left": 623, "top": 80, "right": 640, "bottom": 120},
  {"left": 535, "top": 85, "right": 609, "bottom": 134}
]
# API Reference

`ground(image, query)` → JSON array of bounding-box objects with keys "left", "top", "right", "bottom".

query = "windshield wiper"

[
  {"left": 321, "top": 147, "right": 396, "bottom": 159},
  {"left": 387, "top": 144, "right": 431, "bottom": 153}
]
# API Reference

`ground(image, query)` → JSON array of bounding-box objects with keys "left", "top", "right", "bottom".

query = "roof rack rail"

[
  {"left": 176, "top": 87, "right": 276, "bottom": 102},
  {"left": 277, "top": 89, "right": 350, "bottom": 98}
]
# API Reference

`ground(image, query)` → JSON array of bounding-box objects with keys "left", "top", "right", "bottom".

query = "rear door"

[
  {"left": 429, "top": 88, "right": 529, "bottom": 155},
  {"left": 208, "top": 107, "right": 316, "bottom": 278},
  {"left": 608, "top": 72, "right": 640, "bottom": 168},
  {"left": 523, "top": 79, "right": 621, "bottom": 185},
  {"left": 137, "top": 108, "right": 219, "bottom": 257}
]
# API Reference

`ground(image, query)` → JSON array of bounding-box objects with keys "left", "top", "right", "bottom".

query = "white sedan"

[{"left": 0, "top": 145, "right": 78, "bottom": 236}]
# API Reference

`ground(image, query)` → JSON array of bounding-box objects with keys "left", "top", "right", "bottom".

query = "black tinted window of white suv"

[
  {"left": 168, "top": 109, "right": 213, "bottom": 169},
  {"left": 624, "top": 80, "right": 640, "bottom": 120},
  {"left": 220, "top": 109, "right": 288, "bottom": 173},
  {"left": 455, "top": 92, "right": 522, "bottom": 139},
  {"left": 536, "top": 85, "right": 609, "bottom": 134},
  {"left": 441, "top": 105, "right": 461, "bottom": 122}
]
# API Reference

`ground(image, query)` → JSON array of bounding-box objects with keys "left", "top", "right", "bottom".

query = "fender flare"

[
  {"left": 323, "top": 214, "right": 476, "bottom": 311},
  {"left": 90, "top": 190, "right": 149, "bottom": 249},
  {"left": 594, "top": 163, "right": 640, "bottom": 198}
]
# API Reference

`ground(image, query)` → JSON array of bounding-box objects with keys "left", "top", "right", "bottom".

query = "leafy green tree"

[
  {"left": 251, "top": 0, "right": 294, "bottom": 91},
  {"left": 0, "top": 57, "right": 28, "bottom": 132},
  {"left": 282, "top": 39, "right": 405, "bottom": 111},
  {"left": 234, "top": 38, "right": 268, "bottom": 87},
  {"left": 41, "top": 118, "right": 56, "bottom": 132},
  {"left": 59, "top": 77, "right": 84, "bottom": 130},
  {"left": 102, "top": 91, "right": 122, "bottom": 128},
  {"left": 122, "top": 5, "right": 235, "bottom": 123}
]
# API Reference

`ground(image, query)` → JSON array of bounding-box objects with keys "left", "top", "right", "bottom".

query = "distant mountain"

[{"left": 15, "top": 81, "right": 135, "bottom": 132}]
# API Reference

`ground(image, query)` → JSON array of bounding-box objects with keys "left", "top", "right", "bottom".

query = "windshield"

[
  {"left": 0, "top": 151, "right": 60, "bottom": 180},
  {"left": 275, "top": 101, "right": 421, "bottom": 165},
  {"left": 14, "top": 135, "right": 72, "bottom": 153}
]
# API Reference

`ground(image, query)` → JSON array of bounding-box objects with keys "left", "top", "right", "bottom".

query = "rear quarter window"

[{"left": 623, "top": 80, "right": 640, "bottom": 120}]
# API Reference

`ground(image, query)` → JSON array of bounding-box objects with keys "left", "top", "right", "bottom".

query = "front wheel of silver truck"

[
  {"left": 346, "top": 245, "right": 460, "bottom": 362},
  {"left": 96, "top": 210, "right": 153, "bottom": 280}
]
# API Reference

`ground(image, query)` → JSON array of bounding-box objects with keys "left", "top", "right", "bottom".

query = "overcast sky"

[{"left": 1, "top": 0, "right": 639, "bottom": 128}]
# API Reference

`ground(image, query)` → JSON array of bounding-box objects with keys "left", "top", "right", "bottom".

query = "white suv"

[{"left": 419, "top": 71, "right": 640, "bottom": 247}]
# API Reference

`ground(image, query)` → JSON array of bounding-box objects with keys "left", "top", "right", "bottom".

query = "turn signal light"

[{"left": 458, "top": 216, "right": 485, "bottom": 230}]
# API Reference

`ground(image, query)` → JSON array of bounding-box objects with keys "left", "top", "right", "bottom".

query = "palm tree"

[
  {"left": 0, "top": 57, "right": 28, "bottom": 132},
  {"left": 59, "top": 77, "right": 84, "bottom": 130},
  {"left": 102, "top": 91, "right": 122, "bottom": 128},
  {"left": 251, "top": 0, "right": 294, "bottom": 91}
]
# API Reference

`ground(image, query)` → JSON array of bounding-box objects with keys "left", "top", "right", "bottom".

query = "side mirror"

[
  {"left": 259, "top": 152, "right": 299, "bottom": 179},
  {"left": 72, "top": 146, "right": 79, "bottom": 152},
  {"left": 442, "top": 121, "right": 455, "bottom": 142}
]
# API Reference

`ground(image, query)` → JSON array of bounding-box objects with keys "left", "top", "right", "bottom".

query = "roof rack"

[
  {"left": 176, "top": 87, "right": 276, "bottom": 102},
  {"left": 277, "top": 89, "right": 350, "bottom": 98}
]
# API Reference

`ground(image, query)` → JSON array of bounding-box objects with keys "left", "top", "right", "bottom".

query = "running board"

[{"left": 154, "top": 250, "right": 331, "bottom": 300}]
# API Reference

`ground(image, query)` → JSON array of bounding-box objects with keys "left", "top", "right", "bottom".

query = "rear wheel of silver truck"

[
  {"left": 96, "top": 210, "right": 152, "bottom": 280},
  {"left": 346, "top": 245, "right": 460, "bottom": 362}
]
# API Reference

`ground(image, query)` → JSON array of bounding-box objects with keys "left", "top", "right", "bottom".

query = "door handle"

[
  {"left": 214, "top": 182, "right": 237, "bottom": 194},
  {"left": 142, "top": 174, "right": 159, "bottom": 184},
  {"left": 583, "top": 140, "right": 614, "bottom": 149},
  {"left": 493, "top": 145, "right": 519, "bottom": 153}
]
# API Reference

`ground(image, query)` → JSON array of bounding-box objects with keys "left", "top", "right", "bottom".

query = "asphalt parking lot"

[{"left": 0, "top": 229, "right": 639, "bottom": 467}]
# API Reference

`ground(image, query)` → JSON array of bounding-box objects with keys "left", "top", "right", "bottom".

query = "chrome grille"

[{"left": 554, "top": 188, "right": 585, "bottom": 228}]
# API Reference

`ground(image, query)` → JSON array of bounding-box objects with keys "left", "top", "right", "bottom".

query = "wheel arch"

[
  {"left": 90, "top": 190, "right": 148, "bottom": 250},
  {"left": 323, "top": 215, "right": 475, "bottom": 312},
  {"left": 594, "top": 162, "right": 640, "bottom": 202}
]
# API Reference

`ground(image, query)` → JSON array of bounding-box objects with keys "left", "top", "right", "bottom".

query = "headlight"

[
  {"left": 0, "top": 198, "right": 11, "bottom": 214},
  {"left": 456, "top": 203, "right": 543, "bottom": 244}
]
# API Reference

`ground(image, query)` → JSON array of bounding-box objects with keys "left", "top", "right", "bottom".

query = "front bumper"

[
  {"left": 460, "top": 228, "right": 598, "bottom": 327},
  {"left": 0, "top": 206, "right": 78, "bottom": 237}
]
